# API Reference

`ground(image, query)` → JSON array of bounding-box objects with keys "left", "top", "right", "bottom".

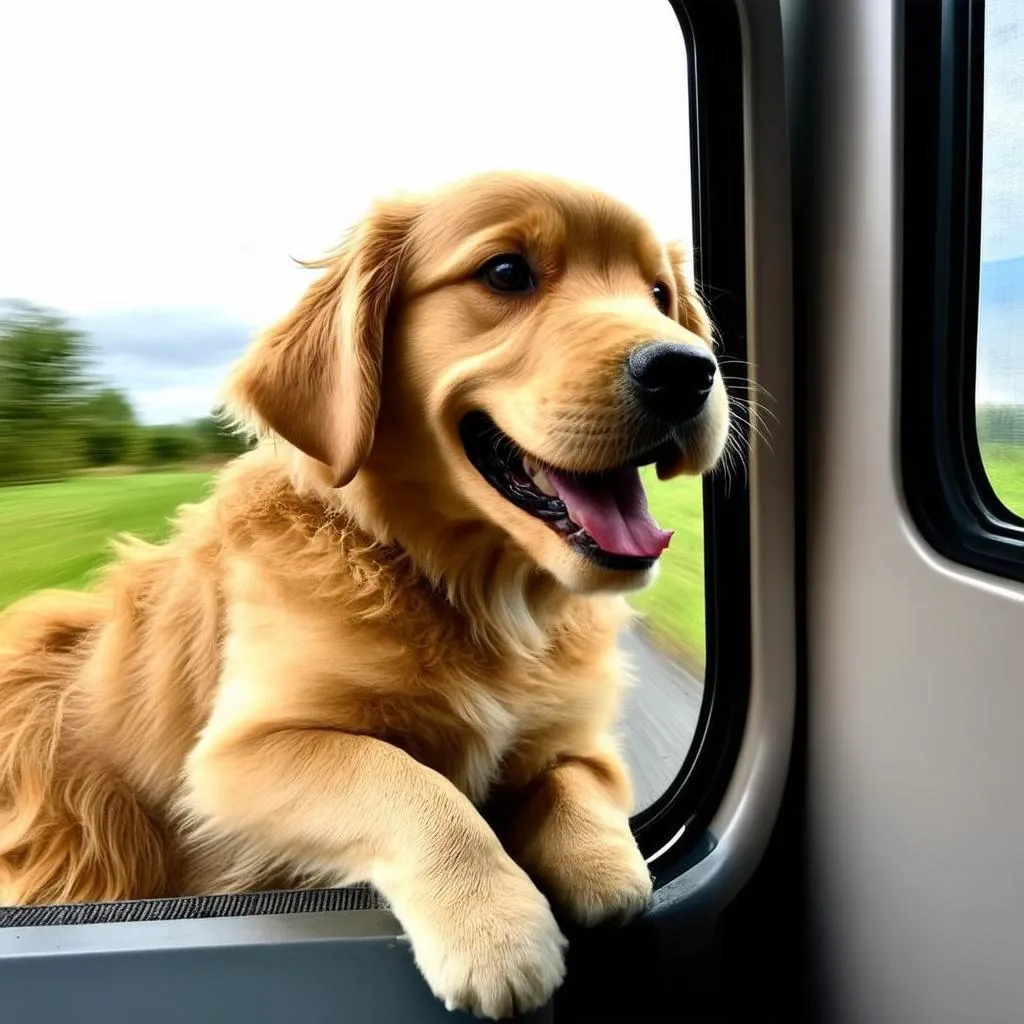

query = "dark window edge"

[
  {"left": 629, "top": 0, "right": 752, "bottom": 876},
  {"left": 900, "top": 0, "right": 1024, "bottom": 580}
]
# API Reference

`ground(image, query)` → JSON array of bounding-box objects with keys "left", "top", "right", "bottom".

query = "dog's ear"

[
  {"left": 666, "top": 241, "right": 714, "bottom": 347},
  {"left": 224, "top": 198, "right": 416, "bottom": 487}
]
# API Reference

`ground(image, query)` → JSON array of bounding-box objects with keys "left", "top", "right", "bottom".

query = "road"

[{"left": 618, "top": 629, "right": 704, "bottom": 811}]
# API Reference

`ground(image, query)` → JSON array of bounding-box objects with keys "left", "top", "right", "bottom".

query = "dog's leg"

[
  {"left": 497, "top": 745, "right": 653, "bottom": 928},
  {"left": 185, "top": 727, "right": 566, "bottom": 1019}
]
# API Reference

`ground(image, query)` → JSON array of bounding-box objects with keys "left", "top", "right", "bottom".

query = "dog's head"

[{"left": 226, "top": 172, "right": 729, "bottom": 595}]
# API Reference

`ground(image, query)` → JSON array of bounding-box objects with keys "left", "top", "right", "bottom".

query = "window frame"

[
  {"left": 901, "top": 0, "right": 1024, "bottom": 578},
  {"left": 629, "top": 0, "right": 752, "bottom": 874}
]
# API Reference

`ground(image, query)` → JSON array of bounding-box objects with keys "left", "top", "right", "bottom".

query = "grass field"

[
  {"left": 629, "top": 471, "right": 704, "bottom": 668},
  {"left": 7, "top": 444, "right": 1020, "bottom": 676},
  {"left": 978, "top": 443, "right": 1024, "bottom": 515},
  {"left": 0, "top": 473, "right": 213, "bottom": 609},
  {"left": 0, "top": 467, "right": 706, "bottom": 668}
]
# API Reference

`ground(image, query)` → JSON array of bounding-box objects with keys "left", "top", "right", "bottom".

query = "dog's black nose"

[{"left": 627, "top": 341, "right": 717, "bottom": 423}]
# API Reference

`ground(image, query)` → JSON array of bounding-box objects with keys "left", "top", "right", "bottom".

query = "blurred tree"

[
  {"left": 0, "top": 300, "right": 92, "bottom": 422},
  {"left": 0, "top": 301, "right": 255, "bottom": 484},
  {"left": 978, "top": 404, "right": 1024, "bottom": 446},
  {"left": 142, "top": 425, "right": 202, "bottom": 466},
  {"left": 80, "top": 388, "right": 139, "bottom": 467},
  {"left": 82, "top": 387, "right": 136, "bottom": 424},
  {"left": 192, "top": 413, "right": 252, "bottom": 456},
  {"left": 0, "top": 300, "right": 94, "bottom": 482}
]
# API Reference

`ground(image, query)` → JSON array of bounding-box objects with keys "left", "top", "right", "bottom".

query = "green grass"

[
  {"left": 979, "top": 443, "right": 1024, "bottom": 517},
  {"left": 630, "top": 471, "right": 705, "bottom": 671},
  {"left": 0, "top": 473, "right": 213, "bottom": 609}
]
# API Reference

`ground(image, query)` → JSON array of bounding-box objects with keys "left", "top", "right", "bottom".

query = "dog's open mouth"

[{"left": 460, "top": 412, "right": 680, "bottom": 571}]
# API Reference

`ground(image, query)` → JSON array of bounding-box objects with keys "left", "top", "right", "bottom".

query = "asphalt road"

[{"left": 618, "top": 629, "right": 704, "bottom": 812}]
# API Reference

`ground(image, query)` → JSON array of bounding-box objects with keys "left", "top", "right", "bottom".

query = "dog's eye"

[
  {"left": 480, "top": 254, "right": 535, "bottom": 293},
  {"left": 652, "top": 282, "right": 671, "bottom": 315}
]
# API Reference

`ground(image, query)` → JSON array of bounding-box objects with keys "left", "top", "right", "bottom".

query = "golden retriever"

[{"left": 0, "top": 171, "right": 728, "bottom": 1018}]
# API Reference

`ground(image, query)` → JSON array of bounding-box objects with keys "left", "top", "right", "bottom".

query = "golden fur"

[{"left": 0, "top": 171, "right": 727, "bottom": 1018}]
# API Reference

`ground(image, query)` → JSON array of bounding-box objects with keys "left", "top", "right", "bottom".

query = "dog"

[{"left": 0, "top": 171, "right": 728, "bottom": 1018}]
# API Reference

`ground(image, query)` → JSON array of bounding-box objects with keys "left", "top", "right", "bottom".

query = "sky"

[
  {"left": 981, "top": 0, "right": 1024, "bottom": 265},
  {"left": 1, "top": 0, "right": 691, "bottom": 423},
  {"left": 1, "top": 0, "right": 1021, "bottom": 420},
  {"left": 978, "top": 0, "right": 1024, "bottom": 405}
]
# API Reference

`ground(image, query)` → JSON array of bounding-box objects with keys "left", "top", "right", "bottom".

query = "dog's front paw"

[
  {"left": 402, "top": 857, "right": 567, "bottom": 1019},
  {"left": 538, "top": 823, "right": 653, "bottom": 928}
]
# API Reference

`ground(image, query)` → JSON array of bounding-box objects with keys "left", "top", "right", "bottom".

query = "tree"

[
  {"left": 192, "top": 414, "right": 252, "bottom": 457},
  {"left": 142, "top": 425, "right": 201, "bottom": 466},
  {"left": 80, "top": 388, "right": 139, "bottom": 467},
  {"left": 0, "top": 300, "right": 93, "bottom": 425},
  {"left": 0, "top": 300, "right": 95, "bottom": 482},
  {"left": 82, "top": 387, "right": 136, "bottom": 425},
  {"left": 977, "top": 404, "right": 1024, "bottom": 447}
]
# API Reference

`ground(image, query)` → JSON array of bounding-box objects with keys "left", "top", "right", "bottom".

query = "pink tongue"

[{"left": 545, "top": 466, "right": 673, "bottom": 559}]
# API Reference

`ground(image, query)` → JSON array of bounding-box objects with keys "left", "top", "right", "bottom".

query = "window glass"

[
  {"left": 1, "top": 0, "right": 706, "bottom": 813},
  {"left": 977, "top": 0, "right": 1024, "bottom": 515}
]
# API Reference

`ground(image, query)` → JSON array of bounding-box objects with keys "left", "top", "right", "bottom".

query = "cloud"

[
  {"left": 76, "top": 308, "right": 253, "bottom": 424},
  {"left": 78, "top": 308, "right": 253, "bottom": 370}
]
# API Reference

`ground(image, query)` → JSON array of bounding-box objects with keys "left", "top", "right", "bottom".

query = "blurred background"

[{"left": 2, "top": 0, "right": 1021, "bottom": 809}]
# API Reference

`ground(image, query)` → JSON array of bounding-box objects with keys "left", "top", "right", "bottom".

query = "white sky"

[
  {"left": 1, "top": 0, "right": 692, "bottom": 327},
  {"left": 982, "top": 0, "right": 1024, "bottom": 265},
  {"left": 976, "top": 0, "right": 1024, "bottom": 404},
  {"left": 4, "top": 1, "right": 1021, "bottom": 418}
]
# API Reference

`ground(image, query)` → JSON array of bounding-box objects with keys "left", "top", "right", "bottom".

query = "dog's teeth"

[
  {"left": 532, "top": 468, "right": 558, "bottom": 498},
  {"left": 521, "top": 456, "right": 558, "bottom": 497}
]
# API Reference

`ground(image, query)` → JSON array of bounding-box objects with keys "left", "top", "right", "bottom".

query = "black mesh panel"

[{"left": 0, "top": 884, "right": 387, "bottom": 927}]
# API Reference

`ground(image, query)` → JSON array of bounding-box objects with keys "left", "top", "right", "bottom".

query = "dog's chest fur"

[
  {"left": 354, "top": 621, "right": 625, "bottom": 808},
  {"left": 445, "top": 684, "right": 523, "bottom": 804},
  {"left": 215, "top": 464, "right": 630, "bottom": 808}
]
